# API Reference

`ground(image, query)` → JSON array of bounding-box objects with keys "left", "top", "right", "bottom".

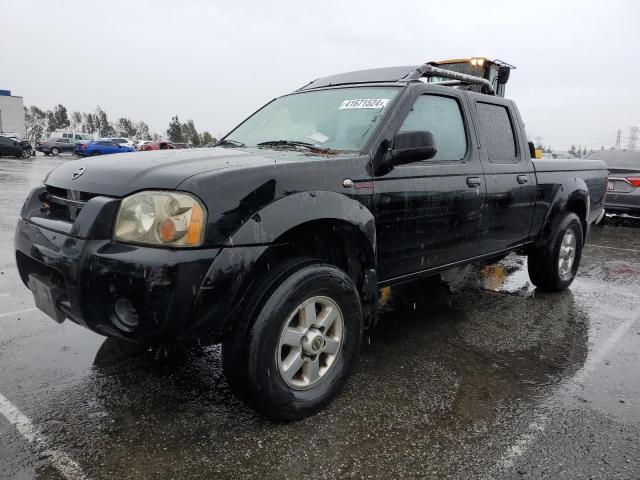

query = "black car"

[
  {"left": 15, "top": 62, "right": 607, "bottom": 420},
  {"left": 0, "top": 135, "right": 32, "bottom": 158},
  {"left": 35, "top": 137, "right": 76, "bottom": 156}
]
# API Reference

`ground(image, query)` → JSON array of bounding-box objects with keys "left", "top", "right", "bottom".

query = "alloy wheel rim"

[
  {"left": 276, "top": 296, "right": 344, "bottom": 390},
  {"left": 558, "top": 229, "right": 577, "bottom": 280}
]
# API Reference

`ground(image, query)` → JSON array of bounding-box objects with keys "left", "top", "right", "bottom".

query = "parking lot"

[{"left": 1, "top": 155, "right": 639, "bottom": 479}]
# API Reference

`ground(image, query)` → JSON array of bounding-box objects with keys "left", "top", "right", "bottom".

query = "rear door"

[
  {"left": 471, "top": 99, "right": 536, "bottom": 253},
  {"left": 0, "top": 136, "right": 13, "bottom": 155},
  {"left": 58, "top": 138, "right": 73, "bottom": 152},
  {"left": 372, "top": 88, "right": 486, "bottom": 281}
]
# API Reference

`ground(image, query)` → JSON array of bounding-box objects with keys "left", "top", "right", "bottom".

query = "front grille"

[{"left": 44, "top": 186, "right": 96, "bottom": 222}]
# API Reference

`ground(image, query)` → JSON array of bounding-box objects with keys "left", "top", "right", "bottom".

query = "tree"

[
  {"left": 151, "top": 132, "right": 161, "bottom": 141},
  {"left": 53, "top": 104, "right": 70, "bottom": 129},
  {"left": 134, "top": 121, "right": 151, "bottom": 140},
  {"left": 83, "top": 113, "right": 96, "bottom": 134},
  {"left": 582, "top": 147, "right": 588, "bottom": 157},
  {"left": 180, "top": 119, "right": 200, "bottom": 146},
  {"left": 94, "top": 106, "right": 114, "bottom": 137},
  {"left": 115, "top": 117, "right": 137, "bottom": 138},
  {"left": 167, "top": 115, "right": 183, "bottom": 142},
  {"left": 568, "top": 145, "right": 576, "bottom": 157},
  {"left": 70, "top": 111, "right": 83, "bottom": 131},
  {"left": 46, "top": 111, "right": 56, "bottom": 134},
  {"left": 24, "top": 106, "right": 47, "bottom": 144},
  {"left": 201, "top": 131, "right": 214, "bottom": 145}
]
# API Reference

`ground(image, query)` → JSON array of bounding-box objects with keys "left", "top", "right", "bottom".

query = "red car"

[{"left": 139, "top": 141, "right": 177, "bottom": 151}]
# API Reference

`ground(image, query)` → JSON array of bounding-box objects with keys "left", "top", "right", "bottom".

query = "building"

[{"left": 0, "top": 90, "right": 26, "bottom": 138}]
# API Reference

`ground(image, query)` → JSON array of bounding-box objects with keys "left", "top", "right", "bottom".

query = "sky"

[{"left": 1, "top": 0, "right": 638, "bottom": 150}]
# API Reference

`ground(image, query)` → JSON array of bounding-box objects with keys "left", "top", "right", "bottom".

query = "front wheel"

[
  {"left": 527, "top": 212, "right": 583, "bottom": 291},
  {"left": 50, "top": 147, "right": 60, "bottom": 156},
  {"left": 20, "top": 148, "right": 32, "bottom": 159},
  {"left": 222, "top": 258, "right": 363, "bottom": 421}
]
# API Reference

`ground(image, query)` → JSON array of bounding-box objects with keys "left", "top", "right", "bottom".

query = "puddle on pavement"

[{"left": 4, "top": 253, "right": 598, "bottom": 479}]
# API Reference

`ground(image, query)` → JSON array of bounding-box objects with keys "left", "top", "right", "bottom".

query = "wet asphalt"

[{"left": 0, "top": 154, "right": 639, "bottom": 479}]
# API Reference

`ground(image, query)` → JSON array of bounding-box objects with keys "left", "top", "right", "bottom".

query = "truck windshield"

[{"left": 225, "top": 87, "right": 400, "bottom": 152}]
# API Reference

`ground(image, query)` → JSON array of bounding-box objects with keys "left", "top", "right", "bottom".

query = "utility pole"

[
  {"left": 628, "top": 127, "right": 639, "bottom": 152},
  {"left": 615, "top": 129, "right": 621, "bottom": 150}
]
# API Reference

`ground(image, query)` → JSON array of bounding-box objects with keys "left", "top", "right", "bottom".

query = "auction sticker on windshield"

[{"left": 339, "top": 98, "right": 390, "bottom": 109}]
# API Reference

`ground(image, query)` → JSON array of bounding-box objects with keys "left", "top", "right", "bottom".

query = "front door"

[
  {"left": 373, "top": 90, "right": 486, "bottom": 282},
  {"left": 472, "top": 100, "right": 536, "bottom": 254}
]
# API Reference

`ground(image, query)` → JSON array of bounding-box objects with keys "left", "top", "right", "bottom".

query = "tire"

[
  {"left": 527, "top": 212, "right": 583, "bottom": 291},
  {"left": 50, "top": 147, "right": 60, "bottom": 156},
  {"left": 222, "top": 257, "right": 363, "bottom": 421},
  {"left": 20, "top": 149, "right": 31, "bottom": 159}
]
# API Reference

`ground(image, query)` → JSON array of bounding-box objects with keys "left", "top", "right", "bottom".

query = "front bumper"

[
  {"left": 15, "top": 217, "right": 220, "bottom": 341},
  {"left": 14, "top": 186, "right": 229, "bottom": 342}
]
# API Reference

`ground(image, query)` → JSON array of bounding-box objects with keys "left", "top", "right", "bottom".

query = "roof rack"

[{"left": 407, "top": 64, "right": 496, "bottom": 95}]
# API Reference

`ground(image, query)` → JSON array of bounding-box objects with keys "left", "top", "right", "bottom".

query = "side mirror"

[{"left": 388, "top": 131, "right": 437, "bottom": 166}]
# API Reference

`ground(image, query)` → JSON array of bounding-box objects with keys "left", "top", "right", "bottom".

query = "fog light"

[{"left": 112, "top": 297, "right": 140, "bottom": 332}]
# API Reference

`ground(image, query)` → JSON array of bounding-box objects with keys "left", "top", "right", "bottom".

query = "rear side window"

[
  {"left": 477, "top": 102, "right": 517, "bottom": 163},
  {"left": 399, "top": 95, "right": 467, "bottom": 161}
]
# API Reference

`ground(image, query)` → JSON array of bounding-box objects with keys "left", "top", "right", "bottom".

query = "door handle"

[
  {"left": 517, "top": 175, "right": 529, "bottom": 184},
  {"left": 466, "top": 176, "right": 482, "bottom": 187}
]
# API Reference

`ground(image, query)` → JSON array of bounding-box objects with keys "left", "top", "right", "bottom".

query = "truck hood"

[{"left": 44, "top": 148, "right": 280, "bottom": 197}]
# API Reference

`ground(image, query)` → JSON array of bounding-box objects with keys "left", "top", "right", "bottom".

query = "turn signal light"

[
  {"left": 626, "top": 177, "right": 640, "bottom": 188},
  {"left": 186, "top": 203, "right": 204, "bottom": 245}
]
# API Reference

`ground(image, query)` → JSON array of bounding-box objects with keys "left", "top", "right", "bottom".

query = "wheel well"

[
  {"left": 259, "top": 219, "right": 378, "bottom": 329},
  {"left": 566, "top": 198, "right": 587, "bottom": 239}
]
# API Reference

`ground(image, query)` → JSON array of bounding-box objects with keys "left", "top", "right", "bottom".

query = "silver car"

[{"left": 588, "top": 151, "right": 640, "bottom": 218}]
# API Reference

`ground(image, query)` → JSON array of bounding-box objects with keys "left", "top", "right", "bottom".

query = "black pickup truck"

[{"left": 15, "top": 64, "right": 607, "bottom": 420}]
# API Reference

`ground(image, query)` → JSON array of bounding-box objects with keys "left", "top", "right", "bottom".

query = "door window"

[
  {"left": 399, "top": 95, "right": 467, "bottom": 161},
  {"left": 476, "top": 103, "right": 518, "bottom": 163}
]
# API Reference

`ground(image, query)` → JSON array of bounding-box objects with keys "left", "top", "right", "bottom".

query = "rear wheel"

[
  {"left": 20, "top": 148, "right": 31, "bottom": 159},
  {"left": 50, "top": 147, "right": 60, "bottom": 156},
  {"left": 528, "top": 212, "right": 583, "bottom": 291},
  {"left": 222, "top": 258, "right": 363, "bottom": 421}
]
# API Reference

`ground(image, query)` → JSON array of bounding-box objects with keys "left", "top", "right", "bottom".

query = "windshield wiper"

[
  {"left": 257, "top": 140, "right": 337, "bottom": 154},
  {"left": 215, "top": 139, "right": 245, "bottom": 148}
]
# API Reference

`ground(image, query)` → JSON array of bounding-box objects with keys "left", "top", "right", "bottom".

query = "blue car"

[{"left": 75, "top": 139, "right": 135, "bottom": 156}]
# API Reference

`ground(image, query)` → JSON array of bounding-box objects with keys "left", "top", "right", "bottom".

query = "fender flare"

[
  {"left": 536, "top": 177, "right": 589, "bottom": 248},
  {"left": 189, "top": 191, "right": 378, "bottom": 337},
  {"left": 226, "top": 190, "right": 376, "bottom": 252}
]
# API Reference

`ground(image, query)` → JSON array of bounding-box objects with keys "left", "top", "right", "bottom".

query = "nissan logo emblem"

[{"left": 72, "top": 167, "right": 86, "bottom": 179}]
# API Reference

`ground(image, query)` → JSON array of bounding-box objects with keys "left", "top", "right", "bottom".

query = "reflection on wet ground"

[{"left": 0, "top": 157, "right": 639, "bottom": 479}]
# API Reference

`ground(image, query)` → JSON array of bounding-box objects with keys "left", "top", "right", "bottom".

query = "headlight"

[{"left": 114, "top": 191, "right": 206, "bottom": 247}]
